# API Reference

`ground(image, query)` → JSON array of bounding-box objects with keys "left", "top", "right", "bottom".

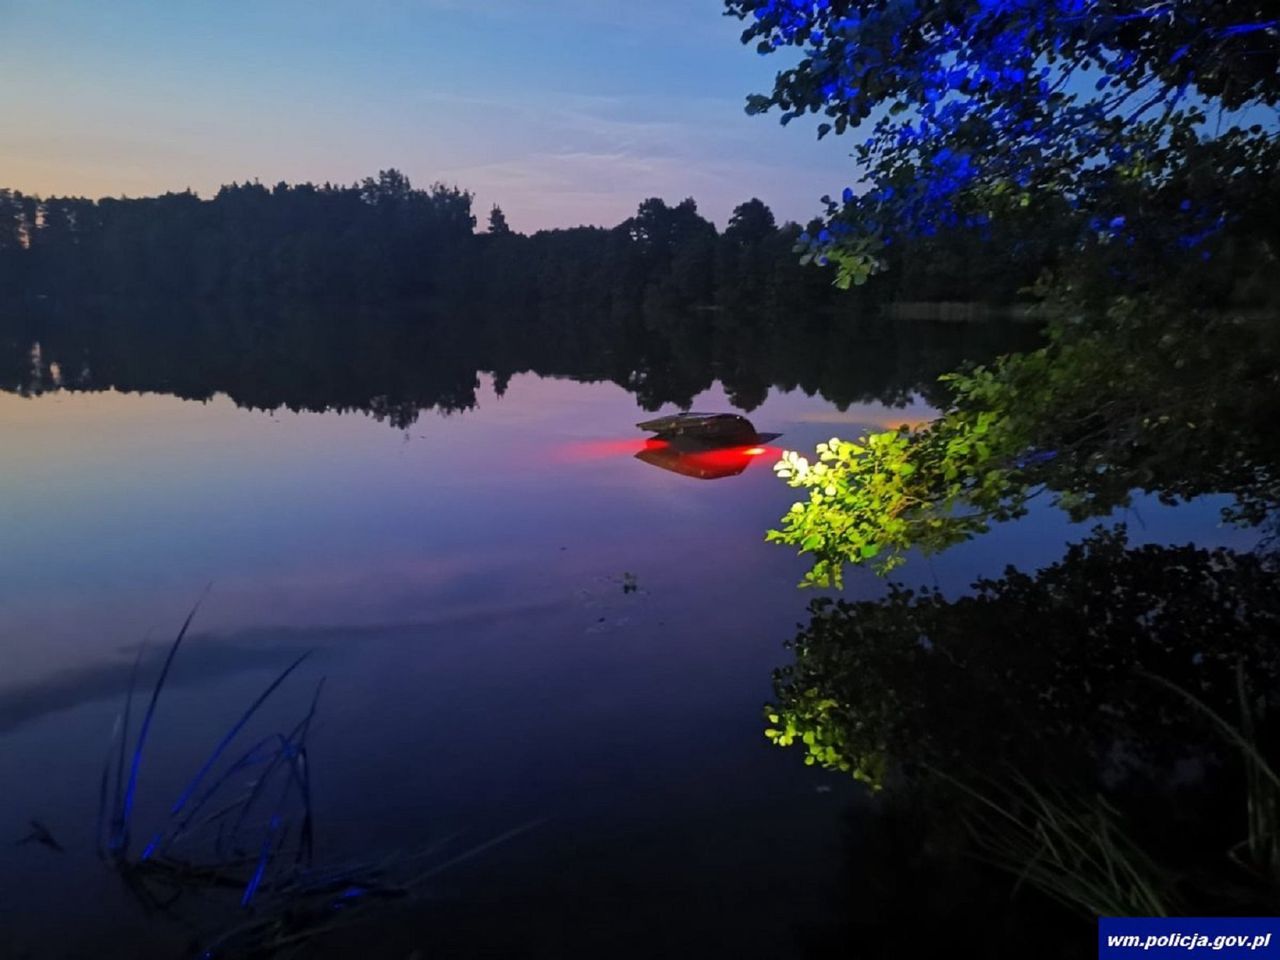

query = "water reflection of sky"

[
  {"left": 0, "top": 376, "right": 938, "bottom": 688},
  {"left": 0, "top": 375, "right": 1254, "bottom": 956}
]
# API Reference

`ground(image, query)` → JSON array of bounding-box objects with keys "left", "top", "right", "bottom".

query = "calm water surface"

[{"left": 0, "top": 367, "right": 1251, "bottom": 958}]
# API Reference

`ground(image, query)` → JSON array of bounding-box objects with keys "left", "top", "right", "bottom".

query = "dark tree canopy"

[
  {"left": 0, "top": 170, "right": 1063, "bottom": 309},
  {"left": 487, "top": 204, "right": 512, "bottom": 236},
  {"left": 726, "top": 0, "right": 1280, "bottom": 286},
  {"left": 725, "top": 197, "right": 778, "bottom": 245},
  {"left": 0, "top": 177, "right": 857, "bottom": 306}
]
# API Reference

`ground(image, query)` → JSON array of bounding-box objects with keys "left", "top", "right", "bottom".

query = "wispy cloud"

[{"left": 406, "top": 0, "right": 732, "bottom": 38}]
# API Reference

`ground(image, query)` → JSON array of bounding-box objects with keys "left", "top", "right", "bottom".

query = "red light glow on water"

[{"left": 554, "top": 438, "right": 657, "bottom": 462}]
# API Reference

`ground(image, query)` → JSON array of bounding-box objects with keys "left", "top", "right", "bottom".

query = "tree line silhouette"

[{"left": 0, "top": 169, "right": 1046, "bottom": 307}]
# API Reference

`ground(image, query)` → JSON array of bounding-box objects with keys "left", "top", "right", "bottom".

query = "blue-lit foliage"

[{"left": 726, "top": 0, "right": 1280, "bottom": 284}]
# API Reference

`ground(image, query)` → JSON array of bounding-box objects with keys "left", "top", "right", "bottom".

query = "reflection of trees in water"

[
  {"left": 773, "top": 528, "right": 1280, "bottom": 783},
  {"left": 0, "top": 298, "right": 1040, "bottom": 424},
  {"left": 770, "top": 301, "right": 1280, "bottom": 582},
  {"left": 771, "top": 528, "right": 1280, "bottom": 943}
]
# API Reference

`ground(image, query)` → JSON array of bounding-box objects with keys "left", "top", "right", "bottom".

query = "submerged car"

[
  {"left": 635, "top": 412, "right": 762, "bottom": 450},
  {"left": 635, "top": 413, "right": 779, "bottom": 479}
]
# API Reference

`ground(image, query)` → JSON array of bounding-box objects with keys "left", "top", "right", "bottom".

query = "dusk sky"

[{"left": 0, "top": 0, "right": 855, "bottom": 232}]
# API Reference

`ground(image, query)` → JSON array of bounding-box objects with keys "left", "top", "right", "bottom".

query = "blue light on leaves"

[{"left": 727, "top": 0, "right": 1280, "bottom": 273}]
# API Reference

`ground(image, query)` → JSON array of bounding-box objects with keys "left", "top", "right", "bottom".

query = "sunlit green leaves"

[{"left": 766, "top": 405, "right": 1028, "bottom": 585}]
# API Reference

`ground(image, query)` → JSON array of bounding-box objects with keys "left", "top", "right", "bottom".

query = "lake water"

[{"left": 0, "top": 311, "right": 1254, "bottom": 958}]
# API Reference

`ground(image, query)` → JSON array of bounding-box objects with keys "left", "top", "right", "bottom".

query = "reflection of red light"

[
  {"left": 555, "top": 437, "right": 782, "bottom": 476},
  {"left": 555, "top": 438, "right": 652, "bottom": 462},
  {"left": 634, "top": 443, "right": 783, "bottom": 479},
  {"left": 687, "top": 446, "right": 769, "bottom": 469}
]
